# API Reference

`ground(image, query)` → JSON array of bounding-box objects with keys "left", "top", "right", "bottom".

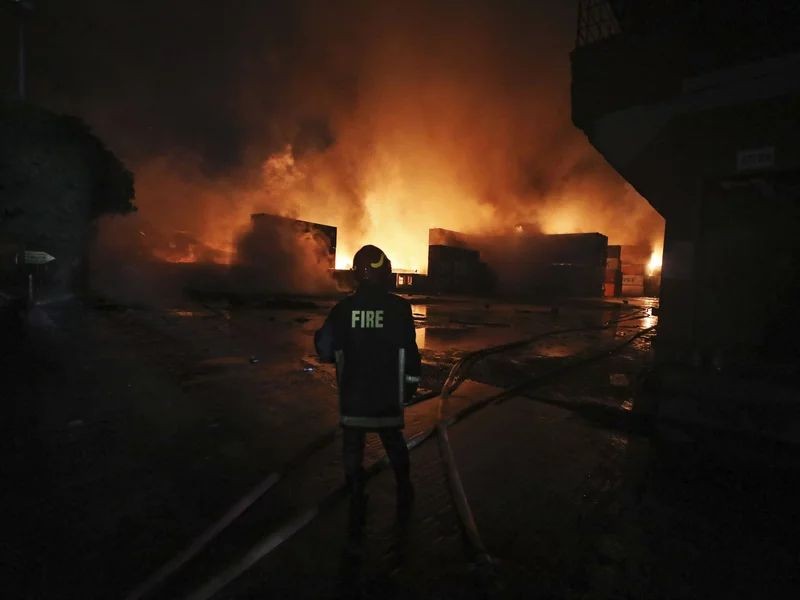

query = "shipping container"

[
  {"left": 428, "top": 244, "right": 480, "bottom": 272},
  {"left": 427, "top": 229, "right": 607, "bottom": 297},
  {"left": 622, "top": 263, "right": 646, "bottom": 276},
  {"left": 603, "top": 282, "right": 618, "bottom": 297},
  {"left": 395, "top": 272, "right": 428, "bottom": 292},
  {"left": 605, "top": 267, "right": 621, "bottom": 282},
  {"left": 427, "top": 244, "right": 488, "bottom": 294},
  {"left": 428, "top": 228, "right": 473, "bottom": 248},
  {"left": 543, "top": 264, "right": 605, "bottom": 297},
  {"left": 537, "top": 233, "right": 608, "bottom": 266},
  {"left": 249, "top": 213, "right": 337, "bottom": 267},
  {"left": 621, "top": 284, "right": 645, "bottom": 296},
  {"left": 644, "top": 273, "right": 661, "bottom": 297},
  {"left": 607, "top": 245, "right": 621, "bottom": 259},
  {"left": 622, "top": 274, "right": 644, "bottom": 286},
  {"left": 620, "top": 245, "right": 650, "bottom": 265},
  {"left": 606, "top": 257, "right": 620, "bottom": 270}
]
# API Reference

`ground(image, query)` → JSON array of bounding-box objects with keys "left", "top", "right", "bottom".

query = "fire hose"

[
  {"left": 128, "top": 311, "right": 654, "bottom": 599},
  {"left": 428, "top": 319, "right": 657, "bottom": 591},
  {"left": 180, "top": 324, "right": 656, "bottom": 600},
  {"left": 123, "top": 429, "right": 338, "bottom": 600},
  {"left": 440, "top": 307, "right": 650, "bottom": 399}
]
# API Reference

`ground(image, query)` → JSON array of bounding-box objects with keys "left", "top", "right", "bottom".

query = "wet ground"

[{"left": 3, "top": 294, "right": 799, "bottom": 599}]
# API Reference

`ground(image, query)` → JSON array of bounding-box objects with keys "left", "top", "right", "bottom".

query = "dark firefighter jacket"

[{"left": 314, "top": 285, "right": 421, "bottom": 429}]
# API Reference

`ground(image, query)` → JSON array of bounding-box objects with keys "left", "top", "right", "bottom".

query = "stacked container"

[
  {"left": 619, "top": 245, "right": 650, "bottom": 296},
  {"left": 604, "top": 245, "right": 622, "bottom": 296}
]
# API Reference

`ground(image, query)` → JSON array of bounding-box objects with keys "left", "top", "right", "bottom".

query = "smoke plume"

[{"left": 11, "top": 0, "right": 664, "bottom": 285}]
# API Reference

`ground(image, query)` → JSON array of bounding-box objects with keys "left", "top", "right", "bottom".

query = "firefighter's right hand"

[
  {"left": 314, "top": 323, "right": 335, "bottom": 363},
  {"left": 404, "top": 375, "right": 420, "bottom": 404}
]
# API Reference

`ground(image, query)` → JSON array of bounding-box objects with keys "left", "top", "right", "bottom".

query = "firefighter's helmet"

[{"left": 352, "top": 244, "right": 392, "bottom": 286}]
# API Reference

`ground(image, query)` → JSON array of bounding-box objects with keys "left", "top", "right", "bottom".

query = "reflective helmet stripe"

[{"left": 370, "top": 254, "right": 385, "bottom": 268}]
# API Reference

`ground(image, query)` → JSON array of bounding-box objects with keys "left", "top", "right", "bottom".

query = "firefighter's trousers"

[{"left": 342, "top": 426, "right": 410, "bottom": 490}]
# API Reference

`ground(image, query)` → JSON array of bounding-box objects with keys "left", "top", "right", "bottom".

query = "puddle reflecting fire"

[
  {"left": 411, "top": 304, "right": 428, "bottom": 319},
  {"left": 415, "top": 327, "right": 426, "bottom": 348}
]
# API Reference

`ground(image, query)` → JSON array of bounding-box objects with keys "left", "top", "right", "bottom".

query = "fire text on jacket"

[{"left": 351, "top": 310, "right": 384, "bottom": 328}]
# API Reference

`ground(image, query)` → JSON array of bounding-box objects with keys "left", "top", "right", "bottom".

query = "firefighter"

[{"left": 315, "top": 244, "right": 421, "bottom": 523}]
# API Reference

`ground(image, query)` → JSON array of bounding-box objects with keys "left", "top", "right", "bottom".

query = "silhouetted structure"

[
  {"left": 427, "top": 228, "right": 606, "bottom": 298},
  {"left": 0, "top": 102, "right": 135, "bottom": 298},
  {"left": 572, "top": 0, "right": 800, "bottom": 439},
  {"left": 249, "top": 213, "right": 337, "bottom": 267}
]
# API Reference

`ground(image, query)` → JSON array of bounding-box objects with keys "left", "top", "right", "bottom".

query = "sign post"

[{"left": 21, "top": 250, "right": 55, "bottom": 305}]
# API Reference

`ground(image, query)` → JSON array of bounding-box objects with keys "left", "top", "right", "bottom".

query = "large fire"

[
  {"left": 139, "top": 143, "right": 664, "bottom": 276},
  {"left": 329, "top": 162, "right": 497, "bottom": 273},
  {"left": 124, "top": 2, "right": 666, "bottom": 278},
  {"left": 133, "top": 144, "right": 665, "bottom": 276}
]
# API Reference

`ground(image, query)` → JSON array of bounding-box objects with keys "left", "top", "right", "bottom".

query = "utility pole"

[
  {"left": 17, "top": 12, "right": 25, "bottom": 99},
  {"left": 8, "top": 1, "right": 34, "bottom": 101}
]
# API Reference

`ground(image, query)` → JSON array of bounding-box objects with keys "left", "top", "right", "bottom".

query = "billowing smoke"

[{"left": 14, "top": 0, "right": 664, "bottom": 286}]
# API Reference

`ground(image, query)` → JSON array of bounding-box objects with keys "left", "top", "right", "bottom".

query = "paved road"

[{"left": 5, "top": 296, "right": 798, "bottom": 599}]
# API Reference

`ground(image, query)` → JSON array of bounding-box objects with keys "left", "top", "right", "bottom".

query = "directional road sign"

[{"left": 24, "top": 250, "right": 55, "bottom": 265}]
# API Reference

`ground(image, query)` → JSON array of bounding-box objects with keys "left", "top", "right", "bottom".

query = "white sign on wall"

[{"left": 736, "top": 146, "right": 775, "bottom": 171}]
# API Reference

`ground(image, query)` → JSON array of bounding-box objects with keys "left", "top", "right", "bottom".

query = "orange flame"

[
  {"left": 647, "top": 247, "right": 663, "bottom": 275},
  {"left": 136, "top": 145, "right": 665, "bottom": 275}
]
